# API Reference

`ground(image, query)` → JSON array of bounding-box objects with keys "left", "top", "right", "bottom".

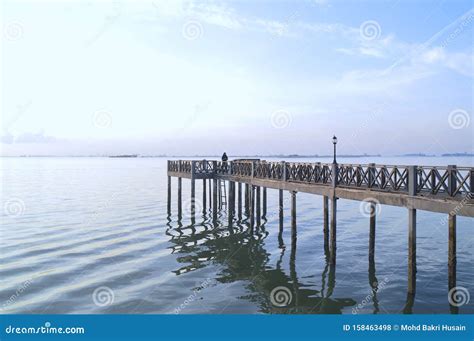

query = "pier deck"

[{"left": 168, "top": 160, "right": 473, "bottom": 217}]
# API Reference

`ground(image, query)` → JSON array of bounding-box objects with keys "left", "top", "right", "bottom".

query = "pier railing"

[{"left": 167, "top": 160, "right": 473, "bottom": 198}]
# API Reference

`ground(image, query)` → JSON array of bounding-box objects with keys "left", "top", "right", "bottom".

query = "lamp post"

[{"left": 332, "top": 135, "right": 338, "bottom": 164}]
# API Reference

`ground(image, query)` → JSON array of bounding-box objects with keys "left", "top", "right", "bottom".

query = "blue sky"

[{"left": 1, "top": 0, "right": 473, "bottom": 156}]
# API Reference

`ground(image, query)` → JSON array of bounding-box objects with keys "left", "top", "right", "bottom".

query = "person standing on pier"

[{"left": 221, "top": 152, "right": 228, "bottom": 172}]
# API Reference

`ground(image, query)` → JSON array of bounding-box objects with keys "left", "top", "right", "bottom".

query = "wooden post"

[
  {"left": 329, "top": 196, "right": 337, "bottom": 265},
  {"left": 291, "top": 191, "right": 296, "bottom": 235},
  {"left": 212, "top": 178, "right": 218, "bottom": 221},
  {"left": 250, "top": 185, "right": 255, "bottom": 230},
  {"left": 323, "top": 196, "right": 329, "bottom": 253},
  {"left": 202, "top": 179, "right": 207, "bottom": 212},
  {"left": 447, "top": 165, "right": 457, "bottom": 197},
  {"left": 167, "top": 176, "right": 171, "bottom": 215},
  {"left": 331, "top": 163, "right": 338, "bottom": 188},
  {"left": 228, "top": 181, "right": 235, "bottom": 225},
  {"left": 369, "top": 201, "right": 376, "bottom": 263},
  {"left": 408, "top": 165, "right": 417, "bottom": 294},
  {"left": 256, "top": 186, "right": 261, "bottom": 226},
  {"left": 448, "top": 214, "right": 456, "bottom": 290},
  {"left": 262, "top": 187, "right": 267, "bottom": 218},
  {"left": 191, "top": 161, "right": 197, "bottom": 217},
  {"left": 469, "top": 168, "right": 474, "bottom": 202},
  {"left": 279, "top": 189, "right": 284, "bottom": 233},
  {"left": 238, "top": 182, "right": 242, "bottom": 219},
  {"left": 245, "top": 184, "right": 249, "bottom": 216},
  {"left": 218, "top": 180, "right": 222, "bottom": 209},
  {"left": 408, "top": 208, "right": 417, "bottom": 294},
  {"left": 177, "top": 177, "right": 182, "bottom": 218},
  {"left": 368, "top": 163, "right": 376, "bottom": 188},
  {"left": 191, "top": 179, "right": 195, "bottom": 217},
  {"left": 208, "top": 179, "right": 212, "bottom": 209}
]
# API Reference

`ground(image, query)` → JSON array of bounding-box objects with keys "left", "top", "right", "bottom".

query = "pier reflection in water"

[{"left": 166, "top": 208, "right": 358, "bottom": 314}]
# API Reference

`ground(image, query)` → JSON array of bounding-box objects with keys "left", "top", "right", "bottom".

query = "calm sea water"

[{"left": 1, "top": 156, "right": 473, "bottom": 314}]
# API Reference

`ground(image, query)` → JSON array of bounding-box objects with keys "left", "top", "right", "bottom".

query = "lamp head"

[{"left": 332, "top": 135, "right": 338, "bottom": 145}]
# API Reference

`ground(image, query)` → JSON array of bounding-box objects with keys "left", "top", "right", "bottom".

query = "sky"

[{"left": 1, "top": 0, "right": 473, "bottom": 156}]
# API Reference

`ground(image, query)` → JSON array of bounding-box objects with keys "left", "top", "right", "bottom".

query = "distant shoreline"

[{"left": 2, "top": 153, "right": 473, "bottom": 158}]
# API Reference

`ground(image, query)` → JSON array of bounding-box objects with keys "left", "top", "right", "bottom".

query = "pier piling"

[
  {"left": 291, "top": 191, "right": 297, "bottom": 234},
  {"left": 191, "top": 179, "right": 195, "bottom": 217},
  {"left": 177, "top": 177, "right": 182, "bottom": 218},
  {"left": 228, "top": 181, "right": 235, "bottom": 225},
  {"left": 212, "top": 178, "right": 218, "bottom": 221},
  {"left": 408, "top": 208, "right": 417, "bottom": 294},
  {"left": 208, "top": 179, "right": 212, "bottom": 209},
  {"left": 256, "top": 186, "right": 261, "bottom": 226},
  {"left": 279, "top": 189, "right": 284, "bottom": 233},
  {"left": 250, "top": 185, "right": 255, "bottom": 229},
  {"left": 369, "top": 202, "right": 376, "bottom": 263},
  {"left": 167, "top": 175, "right": 171, "bottom": 215},
  {"left": 238, "top": 182, "right": 242, "bottom": 220},
  {"left": 323, "top": 196, "right": 329, "bottom": 252},
  {"left": 448, "top": 214, "right": 456, "bottom": 290},
  {"left": 408, "top": 165, "right": 418, "bottom": 294},
  {"left": 245, "top": 184, "right": 250, "bottom": 216},
  {"left": 262, "top": 187, "right": 267, "bottom": 218},
  {"left": 202, "top": 179, "right": 207, "bottom": 212},
  {"left": 330, "top": 197, "right": 337, "bottom": 265}
]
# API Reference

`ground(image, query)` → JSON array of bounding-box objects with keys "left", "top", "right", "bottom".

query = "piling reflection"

[{"left": 166, "top": 210, "right": 356, "bottom": 314}]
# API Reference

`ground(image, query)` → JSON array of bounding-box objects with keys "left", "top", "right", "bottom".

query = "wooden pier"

[{"left": 167, "top": 159, "right": 473, "bottom": 303}]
